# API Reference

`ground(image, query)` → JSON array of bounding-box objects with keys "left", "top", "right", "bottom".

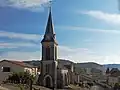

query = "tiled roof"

[
  {"left": 109, "top": 68, "right": 120, "bottom": 77},
  {"left": 0, "top": 60, "right": 36, "bottom": 68},
  {"left": 110, "top": 68, "right": 119, "bottom": 73}
]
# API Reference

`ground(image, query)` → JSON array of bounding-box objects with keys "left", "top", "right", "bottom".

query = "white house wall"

[{"left": 0, "top": 61, "right": 24, "bottom": 82}]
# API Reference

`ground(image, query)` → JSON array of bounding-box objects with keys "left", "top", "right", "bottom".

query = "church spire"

[
  {"left": 41, "top": 2, "right": 57, "bottom": 44},
  {"left": 45, "top": 6, "right": 54, "bottom": 35}
]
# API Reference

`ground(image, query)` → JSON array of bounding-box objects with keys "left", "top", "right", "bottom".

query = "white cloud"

[
  {"left": 59, "top": 46, "right": 120, "bottom": 64},
  {"left": 79, "top": 10, "right": 120, "bottom": 25},
  {"left": 0, "top": 30, "right": 43, "bottom": 41},
  {"left": 2, "top": 25, "right": 120, "bottom": 45},
  {"left": 0, "top": 51, "right": 41, "bottom": 60},
  {"left": 57, "top": 26, "right": 120, "bottom": 34},
  {"left": 0, "top": 44, "right": 116, "bottom": 64},
  {"left": 1, "top": 29, "right": 120, "bottom": 64},
  {"left": 0, "top": 42, "right": 39, "bottom": 49},
  {"left": 58, "top": 46, "right": 104, "bottom": 64},
  {"left": 0, "top": 0, "right": 51, "bottom": 12}
]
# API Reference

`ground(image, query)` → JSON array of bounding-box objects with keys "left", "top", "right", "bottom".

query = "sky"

[{"left": 0, "top": 0, "right": 120, "bottom": 64}]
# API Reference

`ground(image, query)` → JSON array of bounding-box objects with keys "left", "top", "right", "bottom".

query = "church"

[{"left": 37, "top": 7, "right": 79, "bottom": 89}]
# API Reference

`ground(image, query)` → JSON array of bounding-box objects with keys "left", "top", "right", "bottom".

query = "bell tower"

[{"left": 40, "top": 4, "right": 58, "bottom": 89}]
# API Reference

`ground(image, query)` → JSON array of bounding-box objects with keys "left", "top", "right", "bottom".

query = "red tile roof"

[{"left": 0, "top": 60, "right": 36, "bottom": 68}]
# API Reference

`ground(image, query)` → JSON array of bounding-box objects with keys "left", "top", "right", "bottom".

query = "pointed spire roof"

[
  {"left": 41, "top": 6, "right": 58, "bottom": 45},
  {"left": 45, "top": 7, "right": 54, "bottom": 35}
]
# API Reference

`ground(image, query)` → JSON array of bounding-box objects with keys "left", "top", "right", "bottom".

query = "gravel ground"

[
  {"left": 0, "top": 84, "right": 90, "bottom": 90},
  {"left": 1, "top": 84, "right": 20, "bottom": 90},
  {"left": 0, "top": 86, "right": 10, "bottom": 90},
  {"left": 0, "top": 84, "right": 51, "bottom": 90}
]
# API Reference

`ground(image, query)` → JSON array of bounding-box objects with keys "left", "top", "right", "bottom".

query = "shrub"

[
  {"left": 114, "top": 83, "right": 120, "bottom": 90},
  {"left": 18, "top": 84, "right": 24, "bottom": 90},
  {"left": 7, "top": 72, "right": 35, "bottom": 85}
]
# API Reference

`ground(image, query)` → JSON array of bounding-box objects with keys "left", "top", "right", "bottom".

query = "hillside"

[
  {"left": 74, "top": 62, "right": 105, "bottom": 74},
  {"left": 104, "top": 64, "right": 120, "bottom": 69},
  {"left": 23, "top": 60, "right": 120, "bottom": 71},
  {"left": 23, "top": 60, "right": 105, "bottom": 72},
  {"left": 75, "top": 62, "right": 103, "bottom": 68},
  {"left": 24, "top": 60, "right": 41, "bottom": 67},
  {"left": 24, "top": 59, "right": 74, "bottom": 66}
]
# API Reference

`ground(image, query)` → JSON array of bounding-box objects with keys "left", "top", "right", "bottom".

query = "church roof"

[{"left": 0, "top": 60, "right": 36, "bottom": 68}]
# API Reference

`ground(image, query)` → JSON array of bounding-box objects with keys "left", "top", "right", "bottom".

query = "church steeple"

[
  {"left": 41, "top": 6, "right": 57, "bottom": 44},
  {"left": 41, "top": 4, "right": 58, "bottom": 61},
  {"left": 45, "top": 7, "right": 54, "bottom": 35},
  {"left": 40, "top": 2, "right": 58, "bottom": 89}
]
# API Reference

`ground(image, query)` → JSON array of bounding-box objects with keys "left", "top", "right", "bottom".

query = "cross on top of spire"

[{"left": 48, "top": 1, "right": 52, "bottom": 11}]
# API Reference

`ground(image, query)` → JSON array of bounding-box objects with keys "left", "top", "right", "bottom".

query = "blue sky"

[{"left": 0, "top": 0, "right": 120, "bottom": 64}]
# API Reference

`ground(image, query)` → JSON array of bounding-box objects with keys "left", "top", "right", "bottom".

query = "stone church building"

[{"left": 38, "top": 8, "right": 78, "bottom": 89}]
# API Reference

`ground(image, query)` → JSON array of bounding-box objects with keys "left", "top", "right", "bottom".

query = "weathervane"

[{"left": 48, "top": 0, "right": 52, "bottom": 11}]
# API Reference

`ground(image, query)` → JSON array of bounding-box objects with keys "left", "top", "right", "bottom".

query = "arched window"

[
  {"left": 55, "top": 47, "right": 57, "bottom": 60},
  {"left": 46, "top": 47, "right": 50, "bottom": 60},
  {"left": 46, "top": 64, "right": 50, "bottom": 73}
]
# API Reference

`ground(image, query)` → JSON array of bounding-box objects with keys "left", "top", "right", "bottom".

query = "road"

[
  {"left": 90, "top": 85, "right": 104, "bottom": 90},
  {"left": 0, "top": 86, "right": 10, "bottom": 90}
]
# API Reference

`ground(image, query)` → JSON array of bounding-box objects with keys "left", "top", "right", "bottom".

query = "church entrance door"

[{"left": 45, "top": 77, "right": 51, "bottom": 88}]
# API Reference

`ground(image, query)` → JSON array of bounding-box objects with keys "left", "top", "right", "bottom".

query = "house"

[
  {"left": 108, "top": 77, "right": 119, "bottom": 87},
  {"left": 74, "top": 73, "right": 80, "bottom": 84},
  {"left": 107, "top": 68, "right": 120, "bottom": 87},
  {"left": 0, "top": 60, "right": 37, "bottom": 82}
]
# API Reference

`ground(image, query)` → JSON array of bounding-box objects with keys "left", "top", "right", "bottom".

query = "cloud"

[
  {"left": 0, "top": 44, "right": 112, "bottom": 64},
  {"left": 57, "top": 26, "right": 120, "bottom": 34},
  {"left": 79, "top": 10, "right": 120, "bottom": 25},
  {"left": 0, "top": 0, "right": 51, "bottom": 12},
  {"left": 0, "top": 45, "right": 97, "bottom": 62},
  {"left": 58, "top": 46, "right": 104, "bottom": 64},
  {"left": 0, "top": 42, "right": 39, "bottom": 49},
  {"left": 2, "top": 25, "right": 120, "bottom": 45},
  {"left": 0, "top": 51, "right": 41, "bottom": 60},
  {"left": 1, "top": 42, "right": 120, "bottom": 64},
  {"left": 0, "top": 30, "right": 43, "bottom": 42},
  {"left": 1, "top": 29, "right": 120, "bottom": 64},
  {"left": 59, "top": 46, "right": 120, "bottom": 64}
]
